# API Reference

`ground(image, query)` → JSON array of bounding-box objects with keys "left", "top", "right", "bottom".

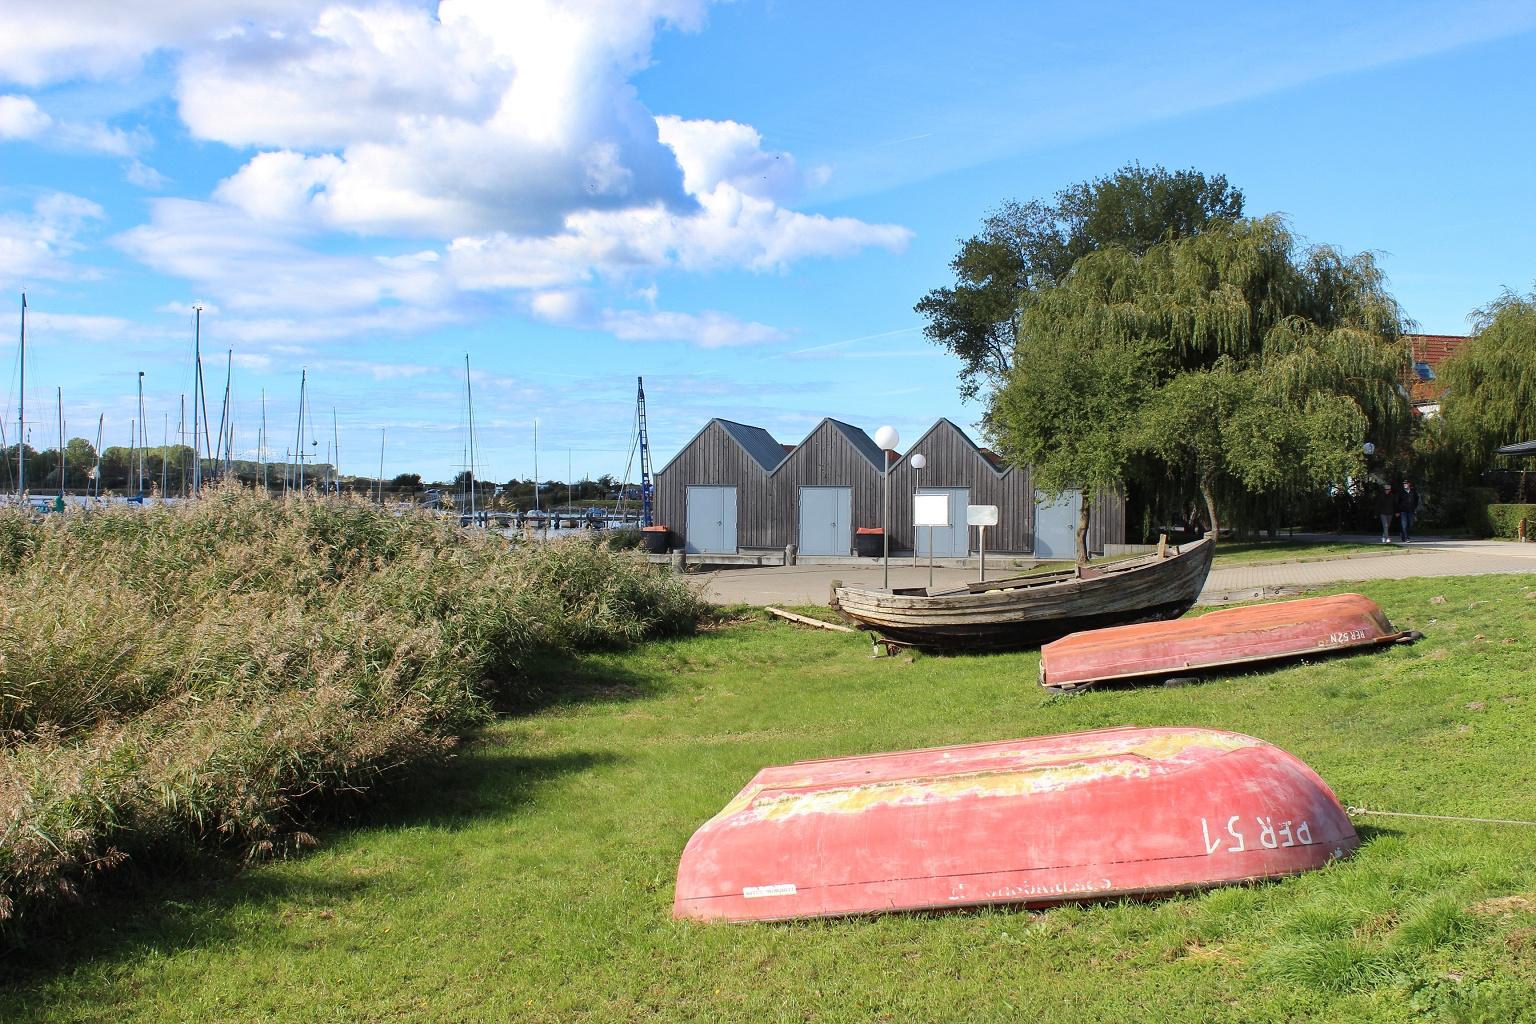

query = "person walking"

[
  {"left": 1374, "top": 483, "right": 1397, "bottom": 544},
  {"left": 1398, "top": 479, "right": 1419, "bottom": 543}
]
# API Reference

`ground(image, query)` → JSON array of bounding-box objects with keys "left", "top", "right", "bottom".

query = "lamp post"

[
  {"left": 909, "top": 453, "right": 926, "bottom": 567},
  {"left": 875, "top": 425, "right": 899, "bottom": 589}
]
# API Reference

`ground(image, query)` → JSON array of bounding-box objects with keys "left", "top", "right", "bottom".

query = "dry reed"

[{"left": 0, "top": 487, "right": 701, "bottom": 928}]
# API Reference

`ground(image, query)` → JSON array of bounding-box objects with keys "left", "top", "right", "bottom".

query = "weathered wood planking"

[
  {"left": 653, "top": 416, "right": 1128, "bottom": 555},
  {"left": 832, "top": 537, "right": 1214, "bottom": 650}
]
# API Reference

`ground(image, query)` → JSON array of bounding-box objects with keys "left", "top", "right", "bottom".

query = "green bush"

[
  {"left": 1485, "top": 504, "right": 1536, "bottom": 540},
  {"left": 1464, "top": 487, "right": 1501, "bottom": 538},
  {"left": 0, "top": 487, "right": 703, "bottom": 929}
]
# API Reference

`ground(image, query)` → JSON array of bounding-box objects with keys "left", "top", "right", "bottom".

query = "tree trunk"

[
  {"left": 1075, "top": 490, "right": 1092, "bottom": 566},
  {"left": 1199, "top": 474, "right": 1219, "bottom": 546}
]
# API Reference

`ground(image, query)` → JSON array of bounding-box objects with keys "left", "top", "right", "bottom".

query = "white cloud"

[
  {"left": 600, "top": 308, "right": 787, "bottom": 348},
  {"left": 19, "top": 0, "right": 908, "bottom": 347},
  {"left": 125, "top": 160, "right": 171, "bottom": 189},
  {"left": 0, "top": 93, "right": 138, "bottom": 154},
  {"left": 0, "top": 94, "right": 51, "bottom": 138},
  {"left": 25, "top": 311, "right": 134, "bottom": 340},
  {"left": 117, "top": 198, "right": 449, "bottom": 315},
  {"left": 0, "top": 192, "right": 106, "bottom": 285},
  {"left": 0, "top": 1, "right": 329, "bottom": 87},
  {"left": 181, "top": 0, "right": 706, "bottom": 237},
  {"left": 528, "top": 287, "right": 786, "bottom": 347}
]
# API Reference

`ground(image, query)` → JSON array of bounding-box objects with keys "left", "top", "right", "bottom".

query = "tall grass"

[{"left": 0, "top": 487, "right": 702, "bottom": 929}]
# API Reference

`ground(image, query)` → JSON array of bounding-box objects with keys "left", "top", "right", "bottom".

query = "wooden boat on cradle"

[
  {"left": 1039, "top": 593, "right": 1418, "bottom": 691},
  {"left": 830, "top": 536, "right": 1215, "bottom": 650},
  {"left": 674, "top": 725, "right": 1357, "bottom": 923}
]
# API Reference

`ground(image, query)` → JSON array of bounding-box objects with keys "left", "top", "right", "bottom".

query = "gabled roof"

[
  {"left": 824, "top": 419, "right": 887, "bottom": 471},
  {"left": 1496, "top": 440, "right": 1536, "bottom": 457},
  {"left": 716, "top": 419, "right": 788, "bottom": 472},
  {"left": 904, "top": 418, "right": 1014, "bottom": 477}
]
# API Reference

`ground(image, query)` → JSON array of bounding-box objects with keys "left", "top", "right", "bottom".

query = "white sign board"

[
  {"left": 967, "top": 504, "right": 999, "bottom": 527},
  {"left": 913, "top": 494, "right": 950, "bottom": 527}
]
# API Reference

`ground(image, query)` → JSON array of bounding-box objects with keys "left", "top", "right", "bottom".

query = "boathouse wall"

[{"left": 652, "top": 416, "right": 1125, "bottom": 556}]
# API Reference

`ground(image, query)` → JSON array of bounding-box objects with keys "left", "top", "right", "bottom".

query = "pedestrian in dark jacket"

[
  {"left": 1374, "top": 484, "right": 1396, "bottom": 544},
  {"left": 1397, "top": 480, "right": 1419, "bottom": 543}
]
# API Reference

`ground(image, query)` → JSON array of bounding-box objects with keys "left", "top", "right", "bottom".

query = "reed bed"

[{"left": 0, "top": 487, "right": 702, "bottom": 929}]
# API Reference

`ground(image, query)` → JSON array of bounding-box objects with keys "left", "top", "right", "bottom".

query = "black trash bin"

[
  {"left": 641, "top": 526, "right": 670, "bottom": 553},
  {"left": 854, "top": 528, "right": 884, "bottom": 558}
]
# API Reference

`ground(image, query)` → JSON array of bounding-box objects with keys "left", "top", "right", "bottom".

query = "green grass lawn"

[
  {"left": 6, "top": 575, "right": 1536, "bottom": 1022},
  {"left": 1209, "top": 540, "right": 1390, "bottom": 565}
]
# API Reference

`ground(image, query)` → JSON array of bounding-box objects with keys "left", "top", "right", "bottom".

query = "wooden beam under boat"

[{"left": 830, "top": 536, "right": 1215, "bottom": 651}]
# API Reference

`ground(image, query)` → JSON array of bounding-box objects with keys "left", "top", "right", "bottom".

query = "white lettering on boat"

[
  {"left": 1325, "top": 629, "right": 1368, "bottom": 645},
  {"left": 743, "top": 883, "right": 796, "bottom": 898},
  {"left": 1200, "top": 816, "right": 1315, "bottom": 854},
  {"left": 955, "top": 877, "right": 1115, "bottom": 901}
]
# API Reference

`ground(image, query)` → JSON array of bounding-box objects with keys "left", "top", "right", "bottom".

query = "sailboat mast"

[
  {"left": 191, "top": 307, "right": 202, "bottom": 493},
  {"left": 464, "top": 355, "right": 476, "bottom": 519},
  {"left": 17, "top": 293, "right": 24, "bottom": 498},
  {"left": 533, "top": 419, "right": 539, "bottom": 514},
  {"left": 162, "top": 412, "right": 168, "bottom": 495},
  {"left": 215, "top": 350, "right": 231, "bottom": 480},
  {"left": 331, "top": 406, "right": 339, "bottom": 494},
  {"left": 261, "top": 389, "right": 268, "bottom": 493},
  {"left": 56, "top": 388, "right": 63, "bottom": 500},
  {"left": 294, "top": 369, "right": 307, "bottom": 491},
  {"left": 92, "top": 413, "right": 103, "bottom": 498},
  {"left": 378, "top": 428, "right": 385, "bottom": 504},
  {"left": 179, "top": 394, "right": 186, "bottom": 497},
  {"left": 136, "top": 371, "right": 146, "bottom": 497}
]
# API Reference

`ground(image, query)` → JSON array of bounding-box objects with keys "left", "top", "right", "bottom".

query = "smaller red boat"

[
  {"left": 674, "top": 726, "right": 1356, "bottom": 923},
  {"left": 1039, "top": 593, "right": 1413, "bottom": 691}
]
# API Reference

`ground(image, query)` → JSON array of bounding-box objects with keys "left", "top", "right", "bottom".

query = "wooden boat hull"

[
  {"left": 1039, "top": 593, "right": 1409, "bottom": 690},
  {"left": 831, "top": 537, "right": 1214, "bottom": 650},
  {"left": 673, "top": 726, "right": 1356, "bottom": 923}
]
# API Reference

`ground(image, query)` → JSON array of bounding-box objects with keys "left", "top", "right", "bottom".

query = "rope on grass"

[{"left": 1347, "top": 806, "right": 1536, "bottom": 827}]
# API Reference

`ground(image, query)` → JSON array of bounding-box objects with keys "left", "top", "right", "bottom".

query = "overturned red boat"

[
  {"left": 674, "top": 726, "right": 1356, "bottom": 923},
  {"left": 1038, "top": 593, "right": 1413, "bottom": 691}
]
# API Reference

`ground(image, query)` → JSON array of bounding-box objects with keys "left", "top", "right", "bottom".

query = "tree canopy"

[
  {"left": 1438, "top": 290, "right": 1536, "bottom": 472},
  {"left": 916, "top": 163, "right": 1244, "bottom": 400},
  {"left": 987, "top": 215, "right": 1412, "bottom": 559}
]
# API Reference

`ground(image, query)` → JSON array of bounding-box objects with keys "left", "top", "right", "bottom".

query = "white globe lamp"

[
  {"left": 874, "top": 426, "right": 900, "bottom": 587},
  {"left": 909, "top": 453, "right": 926, "bottom": 469}
]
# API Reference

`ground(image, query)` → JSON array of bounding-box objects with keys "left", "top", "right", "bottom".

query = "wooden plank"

[{"left": 765, "top": 606, "right": 857, "bottom": 633}]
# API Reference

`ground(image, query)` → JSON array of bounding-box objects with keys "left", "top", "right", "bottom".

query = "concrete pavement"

[{"left": 693, "top": 536, "right": 1536, "bottom": 607}]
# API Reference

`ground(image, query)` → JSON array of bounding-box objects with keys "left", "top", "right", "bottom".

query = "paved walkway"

[
  {"left": 1199, "top": 538, "right": 1536, "bottom": 604},
  {"left": 694, "top": 536, "right": 1536, "bottom": 607}
]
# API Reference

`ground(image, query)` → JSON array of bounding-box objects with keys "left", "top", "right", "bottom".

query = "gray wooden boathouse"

[{"left": 652, "top": 416, "right": 1125, "bottom": 558}]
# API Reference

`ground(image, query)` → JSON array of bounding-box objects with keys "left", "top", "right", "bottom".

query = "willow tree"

[
  {"left": 1438, "top": 291, "right": 1536, "bottom": 482},
  {"left": 916, "top": 164, "right": 1244, "bottom": 401},
  {"left": 989, "top": 216, "right": 1412, "bottom": 559}
]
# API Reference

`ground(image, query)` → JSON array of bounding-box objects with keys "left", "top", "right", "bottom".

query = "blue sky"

[{"left": 3, "top": 0, "right": 1535, "bottom": 483}]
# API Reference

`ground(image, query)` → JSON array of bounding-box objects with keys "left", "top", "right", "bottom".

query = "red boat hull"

[
  {"left": 1038, "top": 593, "right": 1406, "bottom": 690},
  {"left": 674, "top": 726, "right": 1356, "bottom": 922}
]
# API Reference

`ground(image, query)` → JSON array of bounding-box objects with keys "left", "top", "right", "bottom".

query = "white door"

[
  {"left": 685, "top": 486, "right": 738, "bottom": 554},
  {"left": 916, "top": 488, "right": 970, "bottom": 557},
  {"left": 1034, "top": 489, "right": 1081, "bottom": 559},
  {"left": 798, "top": 486, "right": 851, "bottom": 556}
]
